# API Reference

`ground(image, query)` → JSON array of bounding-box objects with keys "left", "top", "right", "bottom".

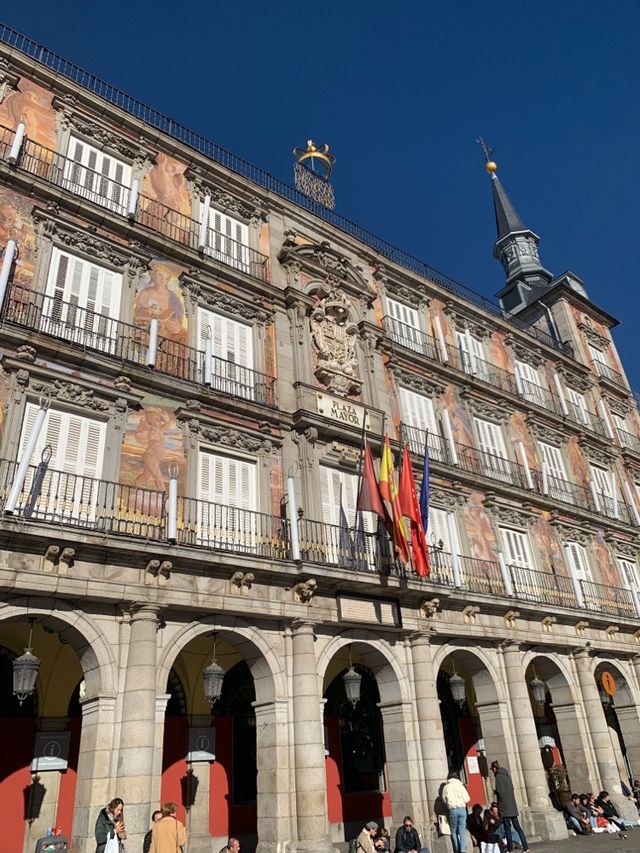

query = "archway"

[
  {"left": 524, "top": 655, "right": 584, "bottom": 807},
  {"left": 0, "top": 621, "right": 83, "bottom": 852},
  {"left": 158, "top": 623, "right": 283, "bottom": 853},
  {"left": 436, "top": 649, "right": 508, "bottom": 808},
  {"left": 593, "top": 661, "right": 639, "bottom": 787},
  {"left": 321, "top": 638, "right": 420, "bottom": 842}
]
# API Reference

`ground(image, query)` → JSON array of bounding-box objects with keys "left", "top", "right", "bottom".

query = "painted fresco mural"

[
  {"left": 593, "top": 530, "right": 623, "bottom": 589},
  {"left": 142, "top": 152, "right": 192, "bottom": 216},
  {"left": 462, "top": 491, "right": 498, "bottom": 562},
  {"left": 532, "top": 513, "right": 565, "bottom": 574},
  {"left": 510, "top": 411, "right": 539, "bottom": 469},
  {"left": 443, "top": 385, "right": 474, "bottom": 448},
  {"left": 0, "top": 189, "right": 37, "bottom": 293},
  {"left": 487, "top": 331, "right": 512, "bottom": 373},
  {"left": 0, "top": 77, "right": 56, "bottom": 148},
  {"left": 133, "top": 260, "right": 188, "bottom": 345},
  {"left": 566, "top": 436, "right": 590, "bottom": 487},
  {"left": 119, "top": 401, "right": 186, "bottom": 493}
]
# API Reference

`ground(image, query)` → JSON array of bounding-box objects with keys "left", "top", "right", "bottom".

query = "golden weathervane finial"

[
  {"left": 476, "top": 137, "right": 498, "bottom": 174},
  {"left": 293, "top": 139, "right": 336, "bottom": 180}
]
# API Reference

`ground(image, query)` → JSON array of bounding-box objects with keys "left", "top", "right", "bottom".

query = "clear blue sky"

[{"left": 4, "top": 1, "right": 639, "bottom": 383}]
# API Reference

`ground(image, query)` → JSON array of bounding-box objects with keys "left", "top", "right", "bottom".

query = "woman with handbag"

[
  {"left": 95, "top": 798, "right": 126, "bottom": 853},
  {"left": 149, "top": 802, "right": 187, "bottom": 853}
]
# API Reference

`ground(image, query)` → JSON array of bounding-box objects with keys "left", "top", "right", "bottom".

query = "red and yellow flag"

[
  {"left": 398, "top": 444, "right": 431, "bottom": 577},
  {"left": 378, "top": 435, "right": 410, "bottom": 564}
]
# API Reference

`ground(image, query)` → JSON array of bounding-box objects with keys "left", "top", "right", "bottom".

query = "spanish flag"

[
  {"left": 378, "top": 435, "right": 410, "bottom": 564},
  {"left": 398, "top": 444, "right": 430, "bottom": 577}
]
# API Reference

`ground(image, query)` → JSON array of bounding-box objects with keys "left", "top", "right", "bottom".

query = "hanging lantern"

[
  {"left": 449, "top": 671, "right": 466, "bottom": 706},
  {"left": 13, "top": 620, "right": 40, "bottom": 706},
  {"left": 342, "top": 645, "right": 362, "bottom": 707},
  {"left": 530, "top": 674, "right": 546, "bottom": 706},
  {"left": 202, "top": 633, "right": 225, "bottom": 706}
]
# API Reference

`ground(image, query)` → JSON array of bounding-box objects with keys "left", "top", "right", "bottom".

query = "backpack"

[{"left": 349, "top": 838, "right": 361, "bottom": 853}]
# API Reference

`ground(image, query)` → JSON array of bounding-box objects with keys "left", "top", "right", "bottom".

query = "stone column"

[
  {"left": 254, "top": 698, "right": 295, "bottom": 853},
  {"left": 378, "top": 700, "right": 426, "bottom": 828},
  {"left": 501, "top": 642, "right": 566, "bottom": 841},
  {"left": 115, "top": 604, "right": 161, "bottom": 848},
  {"left": 551, "top": 701, "right": 596, "bottom": 795},
  {"left": 290, "top": 620, "right": 332, "bottom": 853},
  {"left": 573, "top": 650, "right": 637, "bottom": 820},
  {"left": 410, "top": 632, "right": 448, "bottom": 811},
  {"left": 72, "top": 695, "right": 117, "bottom": 853}
]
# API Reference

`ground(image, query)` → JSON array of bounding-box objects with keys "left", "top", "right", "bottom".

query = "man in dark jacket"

[
  {"left": 394, "top": 816, "right": 424, "bottom": 853},
  {"left": 143, "top": 810, "right": 163, "bottom": 853},
  {"left": 490, "top": 762, "right": 530, "bottom": 853}
]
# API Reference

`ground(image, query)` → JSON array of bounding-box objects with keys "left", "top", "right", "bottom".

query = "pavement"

[{"left": 529, "top": 829, "right": 640, "bottom": 853}]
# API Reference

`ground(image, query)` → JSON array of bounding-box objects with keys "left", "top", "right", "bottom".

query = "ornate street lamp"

[
  {"left": 13, "top": 618, "right": 40, "bottom": 706},
  {"left": 449, "top": 665, "right": 466, "bottom": 707},
  {"left": 202, "top": 633, "right": 225, "bottom": 706},
  {"left": 342, "top": 646, "right": 362, "bottom": 707},
  {"left": 530, "top": 668, "right": 546, "bottom": 707}
]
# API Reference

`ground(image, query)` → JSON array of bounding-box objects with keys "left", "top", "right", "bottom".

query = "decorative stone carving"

[
  {"left": 462, "top": 393, "right": 514, "bottom": 423},
  {"left": 183, "top": 275, "right": 271, "bottom": 325},
  {"left": 32, "top": 380, "right": 110, "bottom": 412},
  {"left": 114, "top": 375, "right": 132, "bottom": 392},
  {"left": 429, "top": 488, "right": 467, "bottom": 511},
  {"left": 186, "top": 419, "right": 273, "bottom": 454},
  {"left": 503, "top": 610, "right": 519, "bottom": 629},
  {"left": 575, "top": 620, "right": 589, "bottom": 637},
  {"left": 55, "top": 102, "right": 141, "bottom": 160},
  {"left": 463, "top": 605, "right": 480, "bottom": 624},
  {"left": 230, "top": 570, "right": 254, "bottom": 594},
  {"left": 286, "top": 293, "right": 310, "bottom": 346},
  {"left": 527, "top": 416, "right": 566, "bottom": 446},
  {"left": 506, "top": 339, "right": 545, "bottom": 369},
  {"left": 42, "top": 544, "right": 75, "bottom": 575},
  {"left": 420, "top": 597, "right": 440, "bottom": 618},
  {"left": 443, "top": 304, "right": 491, "bottom": 340},
  {"left": 390, "top": 366, "right": 445, "bottom": 397},
  {"left": 310, "top": 286, "right": 362, "bottom": 397},
  {"left": 186, "top": 167, "right": 264, "bottom": 224},
  {"left": 293, "top": 578, "right": 317, "bottom": 603},
  {"left": 144, "top": 559, "right": 172, "bottom": 586},
  {"left": 607, "top": 538, "right": 640, "bottom": 559},
  {"left": 279, "top": 235, "right": 368, "bottom": 296},
  {"left": 0, "top": 58, "right": 20, "bottom": 103},
  {"left": 604, "top": 395, "right": 632, "bottom": 417},
  {"left": 486, "top": 501, "right": 535, "bottom": 529},
  {"left": 605, "top": 625, "right": 619, "bottom": 638},
  {"left": 556, "top": 364, "right": 594, "bottom": 393},
  {"left": 634, "top": 630, "right": 640, "bottom": 644},
  {"left": 383, "top": 280, "right": 429, "bottom": 311},
  {"left": 549, "top": 520, "right": 593, "bottom": 546},
  {"left": 577, "top": 321, "right": 608, "bottom": 350},
  {"left": 15, "top": 346, "right": 36, "bottom": 363},
  {"left": 578, "top": 440, "right": 617, "bottom": 466},
  {"left": 542, "top": 615, "right": 557, "bottom": 633}
]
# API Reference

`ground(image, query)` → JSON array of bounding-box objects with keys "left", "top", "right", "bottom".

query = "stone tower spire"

[{"left": 477, "top": 140, "right": 553, "bottom": 314}]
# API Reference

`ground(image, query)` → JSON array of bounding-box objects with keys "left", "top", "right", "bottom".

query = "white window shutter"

[
  {"left": 428, "top": 507, "right": 458, "bottom": 552},
  {"left": 565, "top": 541, "right": 590, "bottom": 582},
  {"left": 500, "top": 527, "right": 531, "bottom": 569},
  {"left": 65, "top": 136, "right": 131, "bottom": 212}
]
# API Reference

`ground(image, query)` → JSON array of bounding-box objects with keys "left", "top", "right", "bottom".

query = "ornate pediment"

[
  {"left": 32, "top": 380, "right": 110, "bottom": 412},
  {"left": 429, "top": 488, "right": 467, "bottom": 511},
  {"left": 185, "top": 418, "right": 274, "bottom": 455},
  {"left": 577, "top": 321, "right": 609, "bottom": 350},
  {"left": 578, "top": 439, "right": 618, "bottom": 466},
  {"left": 526, "top": 416, "right": 566, "bottom": 447},
  {"left": 462, "top": 392, "right": 514, "bottom": 424},
  {"left": 182, "top": 273, "right": 272, "bottom": 325},
  {"left": 548, "top": 519, "right": 594, "bottom": 546},
  {"left": 506, "top": 338, "right": 545, "bottom": 369},
  {"left": 556, "top": 364, "right": 594, "bottom": 393},
  {"left": 484, "top": 500, "right": 535, "bottom": 528},
  {"left": 607, "top": 537, "right": 640, "bottom": 559},
  {"left": 389, "top": 366, "right": 445, "bottom": 397},
  {"left": 33, "top": 208, "right": 150, "bottom": 271},
  {"left": 604, "top": 395, "right": 632, "bottom": 417},
  {"left": 54, "top": 98, "right": 146, "bottom": 162},
  {"left": 443, "top": 303, "right": 491, "bottom": 340},
  {"left": 278, "top": 233, "right": 369, "bottom": 294},
  {"left": 186, "top": 167, "right": 265, "bottom": 224}
]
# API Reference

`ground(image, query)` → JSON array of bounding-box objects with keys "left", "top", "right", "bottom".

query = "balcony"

[
  {"left": 581, "top": 579, "right": 637, "bottom": 619},
  {"left": 563, "top": 397, "right": 608, "bottom": 438},
  {"left": 383, "top": 316, "right": 438, "bottom": 359},
  {"left": 1, "top": 125, "right": 271, "bottom": 283},
  {"left": 591, "top": 359, "right": 629, "bottom": 393},
  {"left": 617, "top": 427, "right": 640, "bottom": 455},
  {"left": 508, "top": 564, "right": 576, "bottom": 608},
  {"left": 3, "top": 285, "right": 277, "bottom": 407}
]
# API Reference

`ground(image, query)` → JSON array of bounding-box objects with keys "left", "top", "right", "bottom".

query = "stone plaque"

[
  {"left": 31, "top": 731, "right": 70, "bottom": 772},
  {"left": 316, "top": 393, "right": 372, "bottom": 431},
  {"left": 187, "top": 726, "right": 216, "bottom": 762},
  {"left": 338, "top": 595, "right": 401, "bottom": 627}
]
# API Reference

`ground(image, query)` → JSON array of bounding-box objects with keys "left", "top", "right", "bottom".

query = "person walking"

[
  {"left": 143, "top": 810, "right": 163, "bottom": 853},
  {"left": 489, "top": 761, "right": 530, "bottom": 853},
  {"left": 149, "top": 802, "right": 187, "bottom": 853},
  {"left": 441, "top": 772, "right": 470, "bottom": 853},
  {"left": 95, "top": 798, "right": 125, "bottom": 853}
]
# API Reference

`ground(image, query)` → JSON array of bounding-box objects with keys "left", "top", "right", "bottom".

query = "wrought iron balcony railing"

[
  {"left": 3, "top": 285, "right": 277, "bottom": 407},
  {"left": 591, "top": 359, "right": 628, "bottom": 390},
  {"left": 398, "top": 423, "right": 452, "bottom": 465},
  {"left": 581, "top": 578, "right": 637, "bottom": 619},
  {"left": 563, "top": 397, "right": 608, "bottom": 438},
  {"left": 508, "top": 563, "right": 576, "bottom": 608},
  {"left": 2, "top": 124, "right": 271, "bottom": 283},
  {"left": 383, "top": 316, "right": 439, "bottom": 359},
  {"left": 616, "top": 428, "right": 640, "bottom": 455}
]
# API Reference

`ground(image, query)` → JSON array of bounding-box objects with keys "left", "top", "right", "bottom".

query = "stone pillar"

[
  {"left": 115, "top": 604, "right": 161, "bottom": 848},
  {"left": 501, "top": 642, "right": 567, "bottom": 841},
  {"left": 574, "top": 650, "right": 637, "bottom": 820},
  {"left": 72, "top": 695, "right": 117, "bottom": 853},
  {"left": 186, "top": 764, "right": 212, "bottom": 853},
  {"left": 254, "top": 699, "right": 295, "bottom": 853},
  {"left": 552, "top": 701, "right": 595, "bottom": 795},
  {"left": 410, "top": 633, "right": 448, "bottom": 811},
  {"left": 290, "top": 620, "right": 332, "bottom": 853},
  {"left": 378, "top": 700, "right": 426, "bottom": 828}
]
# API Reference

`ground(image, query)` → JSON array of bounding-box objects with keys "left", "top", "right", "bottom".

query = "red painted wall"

[
  {"left": 55, "top": 717, "right": 81, "bottom": 836},
  {"left": 1, "top": 717, "right": 36, "bottom": 851},
  {"left": 459, "top": 718, "right": 485, "bottom": 805}
]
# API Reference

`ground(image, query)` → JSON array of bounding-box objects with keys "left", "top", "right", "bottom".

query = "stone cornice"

[
  {"left": 577, "top": 321, "right": 608, "bottom": 351},
  {"left": 443, "top": 302, "right": 491, "bottom": 340},
  {"left": 483, "top": 499, "right": 536, "bottom": 529},
  {"left": 181, "top": 271, "right": 272, "bottom": 325},
  {"left": 526, "top": 415, "right": 567, "bottom": 447},
  {"left": 429, "top": 488, "right": 467, "bottom": 511},
  {"left": 578, "top": 438, "right": 618, "bottom": 466},
  {"left": 504, "top": 337, "right": 545, "bottom": 369},
  {"left": 556, "top": 362, "right": 595, "bottom": 393},
  {"left": 178, "top": 411, "right": 276, "bottom": 455},
  {"left": 388, "top": 365, "right": 446, "bottom": 397},
  {"left": 549, "top": 519, "right": 594, "bottom": 546},
  {"left": 461, "top": 390, "right": 514, "bottom": 424}
]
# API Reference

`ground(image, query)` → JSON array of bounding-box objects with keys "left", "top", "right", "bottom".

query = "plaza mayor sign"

[{"left": 316, "top": 392, "right": 372, "bottom": 431}]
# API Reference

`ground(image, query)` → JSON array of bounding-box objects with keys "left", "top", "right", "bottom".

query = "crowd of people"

[{"left": 563, "top": 789, "right": 638, "bottom": 837}]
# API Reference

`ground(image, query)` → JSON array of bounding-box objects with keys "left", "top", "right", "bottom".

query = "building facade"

[{"left": 0, "top": 27, "right": 639, "bottom": 853}]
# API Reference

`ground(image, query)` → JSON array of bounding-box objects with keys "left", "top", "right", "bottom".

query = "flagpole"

[{"left": 354, "top": 406, "right": 368, "bottom": 515}]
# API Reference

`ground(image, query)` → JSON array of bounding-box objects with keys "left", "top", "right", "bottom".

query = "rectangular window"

[
  {"left": 566, "top": 387, "right": 590, "bottom": 425},
  {"left": 399, "top": 387, "right": 442, "bottom": 459},
  {"left": 515, "top": 360, "right": 546, "bottom": 406},
  {"left": 564, "top": 540, "right": 591, "bottom": 583},
  {"left": 474, "top": 417, "right": 511, "bottom": 482},
  {"left": 42, "top": 248, "right": 122, "bottom": 354},
  {"left": 198, "top": 307, "right": 254, "bottom": 400},
  {"left": 618, "top": 557, "right": 640, "bottom": 592},
  {"left": 386, "top": 297, "right": 422, "bottom": 352},
  {"left": 203, "top": 206, "right": 250, "bottom": 272},
  {"left": 590, "top": 464, "right": 616, "bottom": 516},
  {"left": 319, "top": 465, "right": 377, "bottom": 567},
  {"left": 500, "top": 526, "right": 538, "bottom": 599},
  {"left": 197, "top": 449, "right": 257, "bottom": 551},
  {"left": 18, "top": 403, "right": 106, "bottom": 521},
  {"left": 427, "top": 506, "right": 460, "bottom": 584},
  {"left": 588, "top": 343, "right": 606, "bottom": 367},
  {"left": 456, "top": 330, "right": 488, "bottom": 380},
  {"left": 64, "top": 136, "right": 131, "bottom": 214},
  {"left": 538, "top": 441, "right": 573, "bottom": 503}
]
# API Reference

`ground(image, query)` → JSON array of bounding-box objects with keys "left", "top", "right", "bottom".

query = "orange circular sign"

[{"left": 601, "top": 671, "right": 617, "bottom": 696}]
